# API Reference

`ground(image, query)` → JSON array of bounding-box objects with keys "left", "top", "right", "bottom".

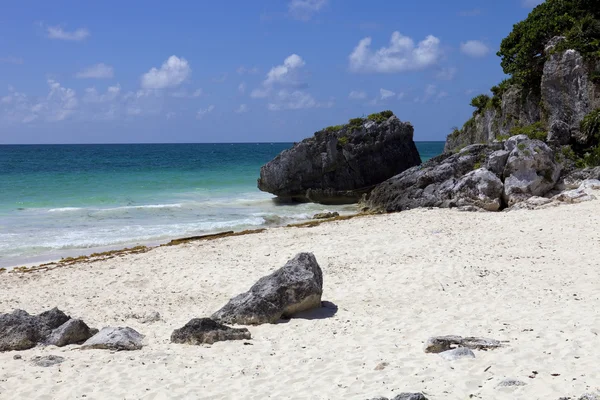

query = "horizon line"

[{"left": 0, "top": 140, "right": 446, "bottom": 145}]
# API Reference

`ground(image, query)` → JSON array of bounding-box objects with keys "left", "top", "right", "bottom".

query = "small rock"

[
  {"left": 13, "top": 354, "right": 22, "bottom": 360},
  {"left": 313, "top": 212, "right": 340, "bottom": 219},
  {"left": 80, "top": 327, "right": 144, "bottom": 351},
  {"left": 424, "top": 335, "right": 503, "bottom": 353},
  {"left": 579, "top": 394, "right": 600, "bottom": 400},
  {"left": 125, "top": 311, "right": 162, "bottom": 324},
  {"left": 171, "top": 318, "right": 251, "bottom": 345},
  {"left": 392, "top": 394, "right": 428, "bottom": 400},
  {"left": 553, "top": 189, "right": 596, "bottom": 204},
  {"left": 374, "top": 362, "right": 389, "bottom": 371},
  {"left": 31, "top": 355, "right": 65, "bottom": 367},
  {"left": 46, "top": 319, "right": 96, "bottom": 347},
  {"left": 497, "top": 378, "right": 527, "bottom": 388},
  {"left": 440, "top": 347, "right": 476, "bottom": 361}
]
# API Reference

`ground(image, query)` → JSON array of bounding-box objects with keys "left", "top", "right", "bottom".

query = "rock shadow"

[{"left": 278, "top": 301, "right": 338, "bottom": 323}]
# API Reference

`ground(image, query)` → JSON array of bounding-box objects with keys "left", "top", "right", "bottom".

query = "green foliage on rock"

[
  {"left": 497, "top": 0, "right": 600, "bottom": 89},
  {"left": 348, "top": 117, "right": 366, "bottom": 132},
  {"left": 324, "top": 125, "right": 344, "bottom": 133},
  {"left": 470, "top": 94, "right": 492, "bottom": 115},
  {"left": 367, "top": 110, "right": 394, "bottom": 123},
  {"left": 581, "top": 108, "right": 600, "bottom": 143},
  {"left": 337, "top": 136, "right": 349, "bottom": 146},
  {"left": 510, "top": 122, "right": 548, "bottom": 141}
]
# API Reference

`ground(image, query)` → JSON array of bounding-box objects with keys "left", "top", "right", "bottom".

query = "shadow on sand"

[{"left": 278, "top": 301, "right": 338, "bottom": 323}]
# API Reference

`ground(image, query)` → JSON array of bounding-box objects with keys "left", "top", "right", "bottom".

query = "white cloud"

[
  {"left": 414, "top": 84, "right": 449, "bottom": 103},
  {"left": 435, "top": 67, "right": 457, "bottom": 81},
  {"left": 267, "top": 90, "right": 316, "bottom": 111},
  {"left": 237, "top": 66, "right": 259, "bottom": 75},
  {"left": 76, "top": 63, "right": 114, "bottom": 79},
  {"left": 197, "top": 105, "right": 215, "bottom": 119},
  {"left": 349, "top": 90, "right": 367, "bottom": 100},
  {"left": 349, "top": 32, "right": 442, "bottom": 73},
  {"left": 170, "top": 88, "right": 202, "bottom": 98},
  {"left": 238, "top": 82, "right": 247, "bottom": 94},
  {"left": 250, "top": 88, "right": 269, "bottom": 98},
  {"left": 141, "top": 56, "right": 191, "bottom": 89},
  {"left": 83, "top": 84, "right": 121, "bottom": 103},
  {"left": 235, "top": 104, "right": 249, "bottom": 113},
  {"left": 46, "top": 26, "right": 90, "bottom": 41},
  {"left": 288, "top": 0, "right": 328, "bottom": 21},
  {"left": 460, "top": 40, "right": 490, "bottom": 58},
  {"left": 0, "top": 56, "right": 24, "bottom": 65},
  {"left": 264, "top": 54, "right": 306, "bottom": 87},
  {"left": 380, "top": 88, "right": 395, "bottom": 100},
  {"left": 522, "top": 0, "right": 544, "bottom": 7}
]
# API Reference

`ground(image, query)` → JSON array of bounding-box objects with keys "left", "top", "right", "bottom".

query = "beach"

[{"left": 1, "top": 197, "right": 599, "bottom": 399}]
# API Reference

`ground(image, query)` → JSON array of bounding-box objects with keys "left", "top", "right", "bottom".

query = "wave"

[{"left": 47, "top": 207, "right": 85, "bottom": 213}]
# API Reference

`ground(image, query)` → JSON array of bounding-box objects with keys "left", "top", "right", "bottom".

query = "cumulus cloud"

[
  {"left": 288, "top": 0, "right": 328, "bottom": 21},
  {"left": 380, "top": 88, "right": 396, "bottom": 100},
  {"left": 141, "top": 56, "right": 191, "bottom": 89},
  {"left": 235, "top": 104, "right": 249, "bottom": 113},
  {"left": 414, "top": 84, "right": 448, "bottom": 103},
  {"left": 349, "top": 90, "right": 367, "bottom": 100},
  {"left": 460, "top": 40, "right": 490, "bottom": 58},
  {"left": 46, "top": 26, "right": 90, "bottom": 41},
  {"left": 197, "top": 105, "right": 215, "bottom": 119},
  {"left": 83, "top": 85, "right": 121, "bottom": 103},
  {"left": 264, "top": 54, "right": 306, "bottom": 87},
  {"left": 76, "top": 63, "right": 114, "bottom": 79},
  {"left": 349, "top": 32, "right": 442, "bottom": 73},
  {"left": 522, "top": 0, "right": 544, "bottom": 7}
]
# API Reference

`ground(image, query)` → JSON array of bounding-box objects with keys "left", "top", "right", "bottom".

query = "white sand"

[{"left": 1, "top": 199, "right": 600, "bottom": 400}]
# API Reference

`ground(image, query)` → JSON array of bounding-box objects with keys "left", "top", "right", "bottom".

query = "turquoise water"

[{"left": 0, "top": 142, "right": 444, "bottom": 267}]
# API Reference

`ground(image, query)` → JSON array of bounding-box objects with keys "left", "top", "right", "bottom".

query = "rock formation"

[
  {"left": 46, "top": 319, "right": 97, "bottom": 347},
  {"left": 424, "top": 335, "right": 504, "bottom": 353},
  {"left": 171, "top": 318, "right": 251, "bottom": 345},
  {"left": 257, "top": 111, "right": 421, "bottom": 204},
  {"left": 212, "top": 252, "right": 323, "bottom": 325}
]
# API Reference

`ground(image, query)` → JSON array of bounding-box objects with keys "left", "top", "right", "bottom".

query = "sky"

[{"left": 0, "top": 0, "right": 545, "bottom": 144}]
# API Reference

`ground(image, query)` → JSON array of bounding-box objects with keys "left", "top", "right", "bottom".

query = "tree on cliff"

[{"left": 498, "top": 0, "right": 600, "bottom": 88}]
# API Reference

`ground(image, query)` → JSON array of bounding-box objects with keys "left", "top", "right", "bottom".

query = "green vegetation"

[
  {"left": 509, "top": 121, "right": 548, "bottom": 141},
  {"left": 498, "top": 0, "right": 600, "bottom": 90},
  {"left": 581, "top": 108, "right": 600, "bottom": 143},
  {"left": 348, "top": 117, "right": 366, "bottom": 132},
  {"left": 470, "top": 94, "right": 492, "bottom": 115},
  {"left": 337, "top": 136, "right": 349, "bottom": 146},
  {"left": 324, "top": 125, "right": 344, "bottom": 133},
  {"left": 517, "top": 143, "right": 527, "bottom": 151},
  {"left": 367, "top": 110, "right": 394, "bottom": 123},
  {"left": 473, "top": 161, "right": 482, "bottom": 170}
]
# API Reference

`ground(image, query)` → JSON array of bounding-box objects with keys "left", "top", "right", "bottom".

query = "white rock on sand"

[{"left": 1, "top": 197, "right": 600, "bottom": 399}]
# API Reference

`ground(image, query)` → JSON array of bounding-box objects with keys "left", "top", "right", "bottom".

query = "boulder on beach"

[
  {"left": 212, "top": 252, "right": 323, "bottom": 325},
  {"left": 0, "top": 308, "right": 71, "bottom": 352},
  {"left": 257, "top": 111, "right": 421, "bottom": 204},
  {"left": 313, "top": 211, "right": 339, "bottom": 219},
  {"left": 46, "top": 319, "right": 97, "bottom": 347},
  {"left": 424, "top": 335, "right": 504, "bottom": 353},
  {"left": 171, "top": 318, "right": 251, "bottom": 345},
  {"left": 439, "top": 347, "right": 476, "bottom": 361},
  {"left": 80, "top": 327, "right": 144, "bottom": 351}
]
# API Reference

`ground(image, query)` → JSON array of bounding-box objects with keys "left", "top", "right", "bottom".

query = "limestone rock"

[
  {"left": 554, "top": 189, "right": 596, "bottom": 204},
  {"left": 368, "top": 394, "right": 428, "bottom": 400},
  {"left": 31, "top": 355, "right": 65, "bottom": 367},
  {"left": 365, "top": 144, "right": 504, "bottom": 212},
  {"left": 125, "top": 311, "right": 162, "bottom": 324},
  {"left": 562, "top": 167, "right": 600, "bottom": 189},
  {"left": 503, "top": 139, "right": 561, "bottom": 206},
  {"left": 171, "top": 318, "right": 251, "bottom": 345},
  {"left": 46, "top": 319, "right": 96, "bottom": 347},
  {"left": 212, "top": 252, "right": 323, "bottom": 325},
  {"left": 486, "top": 150, "right": 510, "bottom": 176},
  {"left": 257, "top": 114, "right": 421, "bottom": 204},
  {"left": 424, "top": 335, "right": 503, "bottom": 353},
  {"left": 80, "top": 327, "right": 144, "bottom": 351},
  {"left": 504, "top": 135, "right": 529, "bottom": 153},
  {"left": 440, "top": 347, "right": 476, "bottom": 361},
  {"left": 0, "top": 310, "right": 42, "bottom": 351},
  {"left": 313, "top": 212, "right": 339, "bottom": 219}
]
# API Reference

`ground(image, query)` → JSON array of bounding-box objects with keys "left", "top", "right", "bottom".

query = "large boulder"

[
  {"left": 212, "top": 252, "right": 323, "bottom": 325},
  {"left": 502, "top": 139, "right": 561, "bottom": 206},
  {"left": 46, "top": 319, "right": 97, "bottom": 347},
  {"left": 0, "top": 308, "right": 71, "bottom": 352},
  {"left": 171, "top": 318, "right": 251, "bottom": 345},
  {"left": 365, "top": 144, "right": 504, "bottom": 212},
  {"left": 80, "top": 327, "right": 144, "bottom": 351},
  {"left": 257, "top": 113, "right": 421, "bottom": 204}
]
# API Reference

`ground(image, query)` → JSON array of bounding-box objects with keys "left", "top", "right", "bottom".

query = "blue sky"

[{"left": 0, "top": 0, "right": 544, "bottom": 144}]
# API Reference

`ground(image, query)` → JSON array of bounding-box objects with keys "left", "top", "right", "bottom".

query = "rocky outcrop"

[
  {"left": 80, "top": 327, "right": 144, "bottom": 351},
  {"left": 171, "top": 318, "right": 251, "bottom": 345},
  {"left": 0, "top": 308, "right": 74, "bottom": 352},
  {"left": 445, "top": 37, "right": 600, "bottom": 153},
  {"left": 46, "top": 319, "right": 97, "bottom": 347},
  {"left": 258, "top": 113, "right": 421, "bottom": 204},
  {"left": 212, "top": 252, "right": 323, "bottom": 325},
  {"left": 365, "top": 136, "right": 566, "bottom": 212}
]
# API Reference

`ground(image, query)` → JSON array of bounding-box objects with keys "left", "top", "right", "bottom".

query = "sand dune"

[{"left": 1, "top": 197, "right": 599, "bottom": 399}]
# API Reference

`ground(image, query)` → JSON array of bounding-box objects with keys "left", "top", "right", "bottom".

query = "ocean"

[{"left": 0, "top": 142, "right": 444, "bottom": 267}]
